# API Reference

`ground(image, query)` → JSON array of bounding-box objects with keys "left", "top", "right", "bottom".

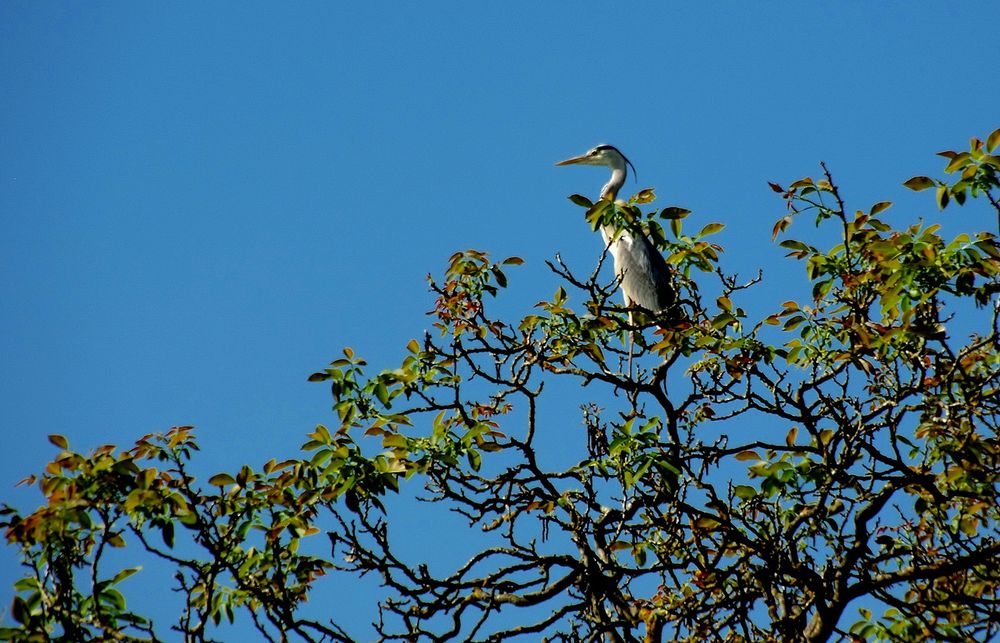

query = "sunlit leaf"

[
  {"left": 944, "top": 152, "right": 971, "bottom": 173},
  {"left": 772, "top": 215, "right": 792, "bottom": 240},
  {"left": 632, "top": 188, "right": 656, "bottom": 204},
  {"left": 382, "top": 434, "right": 407, "bottom": 449},
  {"left": 902, "top": 176, "right": 935, "bottom": 191},
  {"left": 987, "top": 127, "right": 1000, "bottom": 153},
  {"left": 208, "top": 473, "right": 236, "bottom": 487},
  {"left": 869, "top": 201, "right": 892, "bottom": 215},
  {"left": 698, "top": 223, "right": 725, "bottom": 238},
  {"left": 936, "top": 185, "right": 949, "bottom": 210}
]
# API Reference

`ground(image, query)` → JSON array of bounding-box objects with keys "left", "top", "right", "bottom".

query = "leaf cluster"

[{"left": 3, "top": 135, "right": 1000, "bottom": 642}]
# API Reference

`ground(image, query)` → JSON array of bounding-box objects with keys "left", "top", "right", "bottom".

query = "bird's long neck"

[
  {"left": 600, "top": 166, "right": 627, "bottom": 201},
  {"left": 599, "top": 164, "right": 629, "bottom": 246}
]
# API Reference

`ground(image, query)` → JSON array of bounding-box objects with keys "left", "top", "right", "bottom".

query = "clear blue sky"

[{"left": 2, "top": 1, "right": 998, "bottom": 637}]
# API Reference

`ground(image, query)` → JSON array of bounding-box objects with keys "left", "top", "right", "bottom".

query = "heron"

[{"left": 556, "top": 144, "right": 678, "bottom": 369}]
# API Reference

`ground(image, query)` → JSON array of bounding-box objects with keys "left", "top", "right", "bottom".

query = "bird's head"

[
  {"left": 555, "top": 144, "right": 636, "bottom": 200},
  {"left": 555, "top": 144, "right": 635, "bottom": 176}
]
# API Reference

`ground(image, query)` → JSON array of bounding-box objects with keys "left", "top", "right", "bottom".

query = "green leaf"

[
  {"left": 491, "top": 266, "right": 508, "bottom": 288},
  {"left": 382, "top": 434, "right": 407, "bottom": 448},
  {"left": 632, "top": 188, "right": 656, "bottom": 204},
  {"left": 936, "top": 185, "right": 949, "bottom": 210},
  {"left": 698, "top": 222, "right": 725, "bottom": 238},
  {"left": 11, "top": 596, "right": 28, "bottom": 624},
  {"left": 208, "top": 473, "right": 236, "bottom": 487},
  {"left": 669, "top": 217, "right": 682, "bottom": 238},
  {"left": 568, "top": 194, "right": 593, "bottom": 208},
  {"left": 733, "top": 485, "right": 757, "bottom": 500},
  {"left": 660, "top": 206, "right": 691, "bottom": 220},
  {"left": 779, "top": 239, "right": 812, "bottom": 252},
  {"left": 694, "top": 516, "right": 720, "bottom": 530},
  {"left": 100, "top": 587, "right": 127, "bottom": 612},
  {"left": 988, "top": 127, "right": 1000, "bottom": 153},
  {"left": 374, "top": 382, "right": 390, "bottom": 406},
  {"left": 869, "top": 201, "right": 892, "bottom": 216},
  {"left": 902, "top": 176, "right": 935, "bottom": 191},
  {"left": 944, "top": 152, "right": 971, "bottom": 173},
  {"left": 783, "top": 315, "right": 806, "bottom": 331},
  {"left": 735, "top": 450, "right": 761, "bottom": 461},
  {"left": 466, "top": 450, "right": 482, "bottom": 471},
  {"left": 161, "top": 521, "right": 175, "bottom": 548},
  {"left": 982, "top": 155, "right": 1000, "bottom": 170}
]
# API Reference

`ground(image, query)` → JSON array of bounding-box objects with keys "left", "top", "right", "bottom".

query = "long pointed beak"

[{"left": 555, "top": 154, "right": 588, "bottom": 166}]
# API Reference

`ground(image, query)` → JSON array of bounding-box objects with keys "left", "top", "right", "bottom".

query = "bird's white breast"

[{"left": 600, "top": 226, "right": 636, "bottom": 269}]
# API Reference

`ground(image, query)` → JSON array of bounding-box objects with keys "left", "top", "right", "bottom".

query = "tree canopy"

[{"left": 3, "top": 131, "right": 1000, "bottom": 642}]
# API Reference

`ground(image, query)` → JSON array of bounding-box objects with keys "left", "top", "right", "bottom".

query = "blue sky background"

[{"left": 2, "top": 1, "right": 999, "bottom": 638}]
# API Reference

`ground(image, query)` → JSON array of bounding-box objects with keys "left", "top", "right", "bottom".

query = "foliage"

[{"left": 3, "top": 132, "right": 1000, "bottom": 642}]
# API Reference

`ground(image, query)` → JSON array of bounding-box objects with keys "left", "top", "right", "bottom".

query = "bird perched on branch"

[{"left": 556, "top": 144, "right": 678, "bottom": 324}]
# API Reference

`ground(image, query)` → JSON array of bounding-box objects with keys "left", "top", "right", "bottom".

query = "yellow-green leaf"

[
  {"left": 944, "top": 152, "right": 971, "bottom": 173},
  {"left": 208, "top": 473, "right": 236, "bottom": 487},
  {"left": 382, "top": 434, "right": 407, "bottom": 449},
  {"left": 698, "top": 222, "right": 726, "bottom": 238},
  {"left": 694, "top": 516, "right": 720, "bottom": 530},
  {"left": 987, "top": 128, "right": 1000, "bottom": 153},
  {"left": 936, "top": 185, "right": 949, "bottom": 210},
  {"left": 869, "top": 201, "right": 892, "bottom": 216},
  {"left": 632, "top": 188, "right": 656, "bottom": 204},
  {"left": 903, "top": 176, "right": 935, "bottom": 191}
]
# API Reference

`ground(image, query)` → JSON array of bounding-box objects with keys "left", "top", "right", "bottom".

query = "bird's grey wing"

[{"left": 615, "top": 233, "right": 676, "bottom": 312}]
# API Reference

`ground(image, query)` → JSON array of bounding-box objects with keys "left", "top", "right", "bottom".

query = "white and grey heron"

[{"left": 556, "top": 144, "right": 678, "bottom": 337}]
